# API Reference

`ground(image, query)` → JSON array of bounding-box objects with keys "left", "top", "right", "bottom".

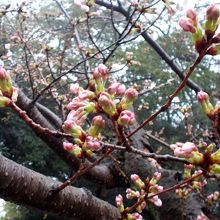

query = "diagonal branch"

[
  {"left": 0, "top": 154, "right": 120, "bottom": 220},
  {"left": 95, "top": 0, "right": 202, "bottom": 93}
]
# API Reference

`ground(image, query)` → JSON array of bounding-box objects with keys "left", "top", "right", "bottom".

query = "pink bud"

[
  {"left": 108, "top": 82, "right": 126, "bottom": 96},
  {"left": 186, "top": 9, "right": 197, "bottom": 22},
  {"left": 98, "top": 92, "right": 116, "bottom": 116},
  {"left": 115, "top": 194, "right": 123, "bottom": 206},
  {"left": 92, "top": 115, "right": 105, "bottom": 128},
  {"left": 150, "top": 195, "right": 162, "bottom": 207},
  {"left": 124, "top": 87, "right": 138, "bottom": 102},
  {"left": 179, "top": 18, "right": 196, "bottom": 33},
  {"left": 206, "top": 4, "right": 220, "bottom": 22},
  {"left": 153, "top": 172, "right": 161, "bottom": 181},
  {"left": 93, "top": 67, "right": 101, "bottom": 80},
  {"left": 182, "top": 142, "right": 197, "bottom": 153},
  {"left": 84, "top": 136, "right": 100, "bottom": 151},
  {"left": 70, "top": 83, "right": 80, "bottom": 94},
  {"left": 197, "top": 91, "right": 209, "bottom": 102},
  {"left": 131, "top": 174, "right": 139, "bottom": 182},
  {"left": 97, "top": 64, "right": 108, "bottom": 76},
  {"left": 63, "top": 142, "right": 75, "bottom": 151},
  {"left": 117, "top": 110, "right": 135, "bottom": 126}
]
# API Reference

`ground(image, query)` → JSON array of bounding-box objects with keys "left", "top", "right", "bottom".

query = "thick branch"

[{"left": 0, "top": 154, "right": 120, "bottom": 220}]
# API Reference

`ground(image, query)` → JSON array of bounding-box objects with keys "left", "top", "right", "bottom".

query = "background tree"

[{"left": 0, "top": 0, "right": 220, "bottom": 219}]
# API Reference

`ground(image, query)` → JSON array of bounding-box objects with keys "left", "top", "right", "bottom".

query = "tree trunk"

[{"left": 0, "top": 154, "right": 120, "bottom": 220}]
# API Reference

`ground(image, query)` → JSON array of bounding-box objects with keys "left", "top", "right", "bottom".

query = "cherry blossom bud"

[
  {"left": 131, "top": 174, "right": 145, "bottom": 189},
  {"left": 186, "top": 9, "right": 197, "bottom": 23},
  {"left": 108, "top": 82, "right": 126, "bottom": 96},
  {"left": 149, "top": 184, "right": 163, "bottom": 193},
  {"left": 197, "top": 91, "right": 209, "bottom": 103},
  {"left": 153, "top": 172, "right": 161, "bottom": 181},
  {"left": 0, "top": 96, "right": 11, "bottom": 108},
  {"left": 83, "top": 136, "right": 100, "bottom": 151},
  {"left": 98, "top": 92, "right": 116, "bottom": 116},
  {"left": 66, "top": 97, "right": 87, "bottom": 110},
  {"left": 204, "top": 4, "right": 220, "bottom": 37},
  {"left": 206, "top": 4, "right": 220, "bottom": 23},
  {"left": 88, "top": 115, "right": 105, "bottom": 137},
  {"left": 120, "top": 87, "right": 138, "bottom": 110},
  {"left": 63, "top": 142, "right": 75, "bottom": 151},
  {"left": 70, "top": 83, "right": 80, "bottom": 94},
  {"left": 124, "top": 88, "right": 138, "bottom": 102},
  {"left": 197, "top": 91, "right": 214, "bottom": 117},
  {"left": 126, "top": 188, "right": 140, "bottom": 199},
  {"left": 179, "top": 18, "right": 196, "bottom": 33},
  {"left": 63, "top": 142, "right": 82, "bottom": 158},
  {"left": 0, "top": 67, "right": 13, "bottom": 98},
  {"left": 97, "top": 64, "right": 108, "bottom": 79},
  {"left": 117, "top": 110, "right": 135, "bottom": 126},
  {"left": 62, "top": 120, "right": 83, "bottom": 139},
  {"left": 78, "top": 90, "right": 95, "bottom": 100},
  {"left": 149, "top": 195, "right": 162, "bottom": 207},
  {"left": 115, "top": 194, "right": 124, "bottom": 212}
]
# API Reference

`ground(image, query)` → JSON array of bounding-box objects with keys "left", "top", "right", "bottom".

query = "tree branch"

[
  {"left": 95, "top": 0, "right": 202, "bottom": 93},
  {"left": 0, "top": 154, "right": 120, "bottom": 220}
]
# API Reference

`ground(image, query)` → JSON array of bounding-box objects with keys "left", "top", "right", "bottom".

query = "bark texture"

[{"left": 0, "top": 154, "right": 120, "bottom": 220}]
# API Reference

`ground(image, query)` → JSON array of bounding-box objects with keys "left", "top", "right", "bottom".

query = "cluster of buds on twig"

[
  {"left": 63, "top": 63, "right": 138, "bottom": 158},
  {"left": 206, "top": 191, "right": 219, "bottom": 205},
  {"left": 0, "top": 62, "right": 18, "bottom": 108},
  {"left": 170, "top": 140, "right": 220, "bottom": 179},
  {"left": 179, "top": 4, "right": 220, "bottom": 54},
  {"left": 115, "top": 172, "right": 163, "bottom": 219},
  {"left": 176, "top": 165, "right": 207, "bottom": 200}
]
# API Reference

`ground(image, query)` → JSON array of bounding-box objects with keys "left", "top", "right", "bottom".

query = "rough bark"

[
  {"left": 16, "top": 90, "right": 116, "bottom": 188},
  {"left": 0, "top": 154, "right": 120, "bottom": 220}
]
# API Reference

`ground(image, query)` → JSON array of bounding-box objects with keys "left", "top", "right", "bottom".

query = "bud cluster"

[
  {"left": 179, "top": 4, "right": 220, "bottom": 54},
  {"left": 170, "top": 140, "right": 220, "bottom": 179},
  {"left": 176, "top": 167, "right": 207, "bottom": 200},
  {"left": 116, "top": 172, "right": 163, "bottom": 219},
  {"left": 63, "top": 63, "right": 138, "bottom": 158}
]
